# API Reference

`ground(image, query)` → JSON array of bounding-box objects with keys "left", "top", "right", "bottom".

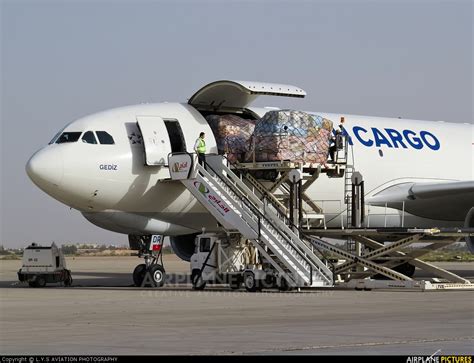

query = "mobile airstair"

[{"left": 168, "top": 153, "right": 333, "bottom": 288}]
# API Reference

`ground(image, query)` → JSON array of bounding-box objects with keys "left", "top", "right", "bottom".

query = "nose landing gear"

[{"left": 129, "top": 235, "right": 167, "bottom": 287}]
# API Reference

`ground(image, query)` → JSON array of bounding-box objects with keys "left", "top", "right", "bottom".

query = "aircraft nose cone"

[{"left": 26, "top": 148, "right": 64, "bottom": 190}]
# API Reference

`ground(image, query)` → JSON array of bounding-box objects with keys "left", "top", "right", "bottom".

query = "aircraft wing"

[{"left": 366, "top": 181, "right": 474, "bottom": 221}]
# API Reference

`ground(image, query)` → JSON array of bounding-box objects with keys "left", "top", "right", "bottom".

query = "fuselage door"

[
  {"left": 136, "top": 115, "right": 171, "bottom": 166},
  {"left": 188, "top": 80, "right": 306, "bottom": 112}
]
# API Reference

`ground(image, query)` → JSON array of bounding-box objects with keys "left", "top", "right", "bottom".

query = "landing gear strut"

[{"left": 129, "top": 235, "right": 167, "bottom": 287}]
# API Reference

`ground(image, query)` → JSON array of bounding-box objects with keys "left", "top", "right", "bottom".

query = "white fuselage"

[{"left": 26, "top": 102, "right": 473, "bottom": 236}]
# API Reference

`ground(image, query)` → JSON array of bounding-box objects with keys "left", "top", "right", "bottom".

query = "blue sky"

[{"left": 1, "top": 0, "right": 472, "bottom": 247}]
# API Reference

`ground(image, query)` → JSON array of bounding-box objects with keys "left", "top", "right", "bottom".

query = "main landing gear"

[{"left": 129, "top": 235, "right": 167, "bottom": 287}]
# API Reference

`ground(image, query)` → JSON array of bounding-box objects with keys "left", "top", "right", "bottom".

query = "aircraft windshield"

[
  {"left": 56, "top": 132, "right": 82, "bottom": 144},
  {"left": 49, "top": 127, "right": 67, "bottom": 144},
  {"left": 49, "top": 131, "right": 63, "bottom": 144}
]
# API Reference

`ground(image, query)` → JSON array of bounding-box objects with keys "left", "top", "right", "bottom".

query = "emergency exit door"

[{"left": 136, "top": 116, "right": 171, "bottom": 166}]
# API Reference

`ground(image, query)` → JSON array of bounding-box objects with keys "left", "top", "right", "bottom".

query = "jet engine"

[
  {"left": 465, "top": 207, "right": 474, "bottom": 253},
  {"left": 170, "top": 234, "right": 198, "bottom": 262}
]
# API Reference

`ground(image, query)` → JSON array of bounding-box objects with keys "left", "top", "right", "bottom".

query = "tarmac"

[{"left": 1, "top": 255, "right": 473, "bottom": 355}]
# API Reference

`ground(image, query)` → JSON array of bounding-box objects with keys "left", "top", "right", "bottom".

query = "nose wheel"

[
  {"left": 133, "top": 263, "right": 166, "bottom": 287},
  {"left": 131, "top": 235, "right": 166, "bottom": 287},
  {"left": 132, "top": 264, "right": 147, "bottom": 286}
]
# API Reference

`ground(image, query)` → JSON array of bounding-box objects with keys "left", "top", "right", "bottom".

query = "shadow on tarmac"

[{"left": 2, "top": 266, "right": 473, "bottom": 290}]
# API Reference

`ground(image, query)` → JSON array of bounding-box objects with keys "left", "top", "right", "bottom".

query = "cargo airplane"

[{"left": 26, "top": 80, "right": 474, "bottom": 283}]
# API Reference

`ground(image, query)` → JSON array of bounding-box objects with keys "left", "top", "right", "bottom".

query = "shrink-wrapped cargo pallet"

[
  {"left": 205, "top": 114, "right": 256, "bottom": 163},
  {"left": 246, "top": 110, "right": 333, "bottom": 164}
]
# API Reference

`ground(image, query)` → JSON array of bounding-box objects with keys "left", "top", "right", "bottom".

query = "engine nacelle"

[
  {"left": 170, "top": 234, "right": 198, "bottom": 262},
  {"left": 465, "top": 207, "right": 474, "bottom": 253}
]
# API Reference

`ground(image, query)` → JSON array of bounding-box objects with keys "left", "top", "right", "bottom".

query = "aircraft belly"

[{"left": 81, "top": 210, "right": 217, "bottom": 235}]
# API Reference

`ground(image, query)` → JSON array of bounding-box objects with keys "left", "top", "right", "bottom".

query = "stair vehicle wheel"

[
  {"left": 191, "top": 269, "right": 206, "bottom": 290},
  {"left": 36, "top": 276, "right": 46, "bottom": 288},
  {"left": 149, "top": 264, "right": 166, "bottom": 287},
  {"left": 28, "top": 281, "right": 38, "bottom": 288},
  {"left": 244, "top": 271, "right": 260, "bottom": 292},
  {"left": 133, "top": 264, "right": 147, "bottom": 287},
  {"left": 64, "top": 270, "right": 73, "bottom": 287},
  {"left": 278, "top": 277, "right": 292, "bottom": 292}
]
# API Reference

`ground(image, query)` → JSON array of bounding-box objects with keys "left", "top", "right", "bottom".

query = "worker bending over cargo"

[{"left": 194, "top": 132, "right": 206, "bottom": 165}]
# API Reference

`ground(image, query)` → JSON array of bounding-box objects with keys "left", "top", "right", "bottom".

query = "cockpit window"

[
  {"left": 96, "top": 131, "right": 115, "bottom": 145},
  {"left": 82, "top": 131, "right": 97, "bottom": 144},
  {"left": 56, "top": 132, "right": 82, "bottom": 144},
  {"left": 49, "top": 130, "right": 63, "bottom": 144}
]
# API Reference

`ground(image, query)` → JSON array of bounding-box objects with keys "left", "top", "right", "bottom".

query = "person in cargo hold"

[{"left": 194, "top": 132, "right": 206, "bottom": 165}]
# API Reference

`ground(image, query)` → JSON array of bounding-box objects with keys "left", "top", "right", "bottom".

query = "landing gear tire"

[
  {"left": 191, "top": 269, "right": 206, "bottom": 290},
  {"left": 133, "top": 264, "right": 147, "bottom": 287},
  {"left": 244, "top": 271, "right": 261, "bottom": 292},
  {"left": 149, "top": 264, "right": 166, "bottom": 287}
]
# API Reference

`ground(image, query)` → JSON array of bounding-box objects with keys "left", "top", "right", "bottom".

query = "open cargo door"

[
  {"left": 136, "top": 116, "right": 171, "bottom": 166},
  {"left": 188, "top": 80, "right": 306, "bottom": 112}
]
